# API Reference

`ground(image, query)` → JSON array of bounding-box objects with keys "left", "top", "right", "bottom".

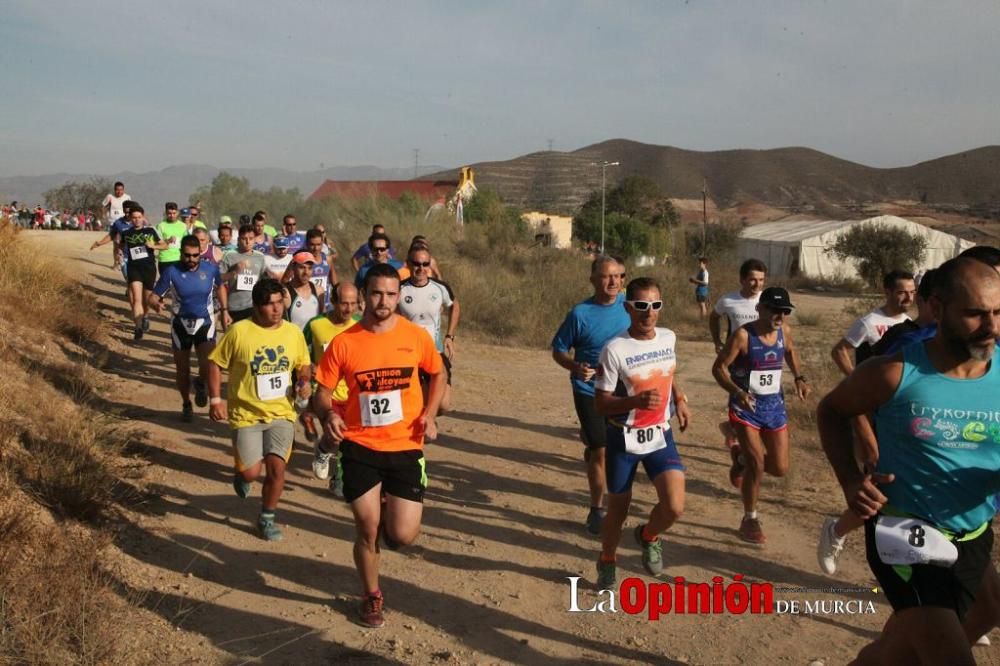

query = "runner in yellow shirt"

[{"left": 206, "top": 278, "right": 312, "bottom": 541}]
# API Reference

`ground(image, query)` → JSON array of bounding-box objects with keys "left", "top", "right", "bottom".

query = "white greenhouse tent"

[{"left": 737, "top": 215, "right": 974, "bottom": 279}]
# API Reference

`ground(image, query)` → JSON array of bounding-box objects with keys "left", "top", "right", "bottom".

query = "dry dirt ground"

[{"left": 35, "top": 231, "right": 1000, "bottom": 665}]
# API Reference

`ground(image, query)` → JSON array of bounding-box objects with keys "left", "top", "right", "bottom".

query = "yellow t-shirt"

[
  {"left": 209, "top": 319, "right": 310, "bottom": 428},
  {"left": 303, "top": 315, "right": 357, "bottom": 401}
]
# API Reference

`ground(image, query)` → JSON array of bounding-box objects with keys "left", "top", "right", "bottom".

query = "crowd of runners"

[{"left": 79, "top": 179, "right": 1000, "bottom": 660}]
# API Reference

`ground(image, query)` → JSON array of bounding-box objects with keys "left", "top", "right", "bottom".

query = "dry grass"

[{"left": 0, "top": 218, "right": 144, "bottom": 664}]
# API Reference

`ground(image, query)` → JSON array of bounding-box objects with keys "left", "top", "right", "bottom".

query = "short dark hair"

[
  {"left": 883, "top": 270, "right": 914, "bottom": 290},
  {"left": 114, "top": 181, "right": 124, "bottom": 189},
  {"left": 363, "top": 262, "right": 400, "bottom": 291},
  {"left": 180, "top": 235, "right": 200, "bottom": 251},
  {"left": 123, "top": 200, "right": 137, "bottom": 214},
  {"left": 306, "top": 228, "right": 324, "bottom": 242},
  {"left": 917, "top": 268, "right": 937, "bottom": 301},
  {"left": 958, "top": 245, "right": 1000, "bottom": 268},
  {"left": 239, "top": 214, "right": 251, "bottom": 225},
  {"left": 130, "top": 205, "right": 144, "bottom": 215},
  {"left": 283, "top": 214, "right": 296, "bottom": 225},
  {"left": 699, "top": 256, "right": 708, "bottom": 263},
  {"left": 251, "top": 278, "right": 285, "bottom": 307},
  {"left": 238, "top": 224, "right": 255, "bottom": 237},
  {"left": 252, "top": 212, "right": 266, "bottom": 223},
  {"left": 626, "top": 277, "right": 661, "bottom": 300},
  {"left": 165, "top": 202, "right": 178, "bottom": 211},
  {"left": 372, "top": 224, "right": 385, "bottom": 232},
  {"left": 739, "top": 258, "right": 767, "bottom": 279},
  {"left": 368, "top": 232, "right": 391, "bottom": 250}
]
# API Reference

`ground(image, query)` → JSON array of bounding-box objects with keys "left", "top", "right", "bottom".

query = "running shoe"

[
  {"left": 976, "top": 635, "right": 991, "bottom": 646},
  {"left": 233, "top": 474, "right": 250, "bottom": 499},
  {"left": 739, "top": 516, "right": 766, "bottom": 544},
  {"left": 358, "top": 593, "right": 385, "bottom": 628},
  {"left": 300, "top": 412, "right": 318, "bottom": 442},
  {"left": 257, "top": 513, "right": 282, "bottom": 541},
  {"left": 312, "top": 444, "right": 333, "bottom": 480},
  {"left": 133, "top": 326, "right": 143, "bottom": 341},
  {"left": 181, "top": 400, "right": 194, "bottom": 422},
  {"left": 634, "top": 524, "right": 664, "bottom": 576},
  {"left": 595, "top": 559, "right": 616, "bottom": 590},
  {"left": 586, "top": 507, "right": 605, "bottom": 536},
  {"left": 141, "top": 316, "right": 150, "bottom": 332},
  {"left": 193, "top": 377, "right": 208, "bottom": 408},
  {"left": 729, "top": 446, "right": 745, "bottom": 489},
  {"left": 817, "top": 516, "right": 846, "bottom": 575}
]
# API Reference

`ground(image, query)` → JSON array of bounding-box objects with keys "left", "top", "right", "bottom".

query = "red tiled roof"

[{"left": 309, "top": 180, "right": 457, "bottom": 201}]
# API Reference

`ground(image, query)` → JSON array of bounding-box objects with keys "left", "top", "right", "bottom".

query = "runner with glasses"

[
  {"left": 354, "top": 232, "right": 407, "bottom": 290},
  {"left": 712, "top": 287, "right": 809, "bottom": 544},
  {"left": 593, "top": 277, "right": 690, "bottom": 588}
]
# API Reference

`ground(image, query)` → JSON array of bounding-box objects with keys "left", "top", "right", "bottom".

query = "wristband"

[
  {"left": 674, "top": 393, "right": 688, "bottom": 403},
  {"left": 445, "top": 335, "right": 455, "bottom": 340},
  {"left": 209, "top": 397, "right": 222, "bottom": 405},
  {"left": 794, "top": 376, "right": 807, "bottom": 382}
]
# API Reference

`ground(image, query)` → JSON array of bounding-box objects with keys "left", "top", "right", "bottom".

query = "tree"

[
  {"left": 190, "top": 172, "right": 303, "bottom": 225},
  {"left": 826, "top": 223, "right": 928, "bottom": 288},
  {"left": 573, "top": 175, "right": 675, "bottom": 257},
  {"left": 43, "top": 177, "right": 113, "bottom": 213}
]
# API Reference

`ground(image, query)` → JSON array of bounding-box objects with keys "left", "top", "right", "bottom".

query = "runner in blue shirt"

[
  {"left": 148, "top": 235, "right": 227, "bottom": 421},
  {"left": 551, "top": 256, "right": 630, "bottom": 535},
  {"left": 278, "top": 214, "right": 307, "bottom": 253},
  {"left": 354, "top": 232, "right": 404, "bottom": 290},
  {"left": 89, "top": 200, "right": 138, "bottom": 277}
]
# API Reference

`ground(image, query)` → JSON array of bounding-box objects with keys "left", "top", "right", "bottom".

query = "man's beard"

[{"left": 941, "top": 318, "right": 996, "bottom": 362}]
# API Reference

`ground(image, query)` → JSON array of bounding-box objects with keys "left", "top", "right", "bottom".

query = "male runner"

[
  {"left": 552, "top": 256, "right": 630, "bottom": 535},
  {"left": 119, "top": 205, "right": 167, "bottom": 339},
  {"left": 206, "top": 278, "right": 312, "bottom": 542},
  {"left": 709, "top": 258, "right": 767, "bottom": 480},
  {"left": 712, "top": 286, "right": 809, "bottom": 544},
  {"left": 148, "top": 235, "right": 227, "bottom": 420},
  {"left": 254, "top": 210, "right": 278, "bottom": 239},
  {"left": 594, "top": 277, "right": 690, "bottom": 588},
  {"left": 216, "top": 218, "right": 237, "bottom": 253},
  {"left": 89, "top": 199, "right": 137, "bottom": 275},
  {"left": 354, "top": 232, "right": 406, "bottom": 290},
  {"left": 305, "top": 282, "right": 361, "bottom": 497},
  {"left": 156, "top": 202, "right": 187, "bottom": 273},
  {"left": 219, "top": 224, "right": 268, "bottom": 323},
  {"left": 251, "top": 212, "right": 272, "bottom": 254},
  {"left": 101, "top": 181, "right": 130, "bottom": 266},
  {"left": 305, "top": 228, "right": 336, "bottom": 300},
  {"left": 265, "top": 236, "right": 294, "bottom": 281},
  {"left": 831, "top": 270, "right": 915, "bottom": 375},
  {"left": 312, "top": 263, "right": 445, "bottom": 628},
  {"left": 817, "top": 257, "right": 1000, "bottom": 664},
  {"left": 399, "top": 246, "right": 460, "bottom": 412},
  {"left": 352, "top": 224, "right": 394, "bottom": 270},
  {"left": 278, "top": 214, "right": 307, "bottom": 253}
]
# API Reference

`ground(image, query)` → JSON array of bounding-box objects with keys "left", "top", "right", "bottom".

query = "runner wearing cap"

[
  {"left": 148, "top": 235, "right": 226, "bottom": 421},
  {"left": 712, "top": 286, "right": 809, "bottom": 544},
  {"left": 119, "top": 205, "right": 168, "bottom": 340},
  {"left": 709, "top": 258, "right": 767, "bottom": 484},
  {"left": 215, "top": 218, "right": 237, "bottom": 253},
  {"left": 206, "top": 278, "right": 312, "bottom": 542},
  {"left": 219, "top": 224, "right": 268, "bottom": 324},
  {"left": 278, "top": 214, "right": 307, "bottom": 253},
  {"left": 594, "top": 277, "right": 691, "bottom": 589},
  {"left": 285, "top": 251, "right": 322, "bottom": 330},
  {"left": 311, "top": 262, "right": 445, "bottom": 628},
  {"left": 265, "top": 236, "right": 294, "bottom": 281}
]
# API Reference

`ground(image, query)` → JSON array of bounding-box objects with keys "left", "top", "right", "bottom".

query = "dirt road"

[{"left": 39, "top": 232, "right": 998, "bottom": 664}]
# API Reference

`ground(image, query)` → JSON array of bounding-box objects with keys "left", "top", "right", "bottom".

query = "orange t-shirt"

[{"left": 315, "top": 316, "right": 443, "bottom": 452}]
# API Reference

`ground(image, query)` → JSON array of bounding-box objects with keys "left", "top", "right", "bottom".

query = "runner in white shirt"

[
  {"left": 264, "top": 236, "right": 294, "bottom": 281},
  {"left": 830, "top": 270, "right": 915, "bottom": 375},
  {"left": 593, "top": 276, "right": 691, "bottom": 589},
  {"left": 708, "top": 258, "right": 767, "bottom": 478}
]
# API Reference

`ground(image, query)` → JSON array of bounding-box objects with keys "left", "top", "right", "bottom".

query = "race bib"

[
  {"left": 129, "top": 245, "right": 149, "bottom": 260},
  {"left": 360, "top": 390, "right": 402, "bottom": 427},
  {"left": 255, "top": 371, "right": 290, "bottom": 401},
  {"left": 236, "top": 272, "right": 258, "bottom": 291},
  {"left": 310, "top": 276, "right": 328, "bottom": 294},
  {"left": 874, "top": 515, "right": 958, "bottom": 567},
  {"left": 179, "top": 317, "right": 204, "bottom": 335},
  {"left": 623, "top": 424, "right": 667, "bottom": 455},
  {"left": 749, "top": 369, "right": 782, "bottom": 396}
]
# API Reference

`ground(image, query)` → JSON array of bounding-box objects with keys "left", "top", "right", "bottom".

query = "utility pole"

[
  {"left": 547, "top": 138, "right": 554, "bottom": 152},
  {"left": 702, "top": 177, "right": 708, "bottom": 254},
  {"left": 413, "top": 149, "right": 420, "bottom": 178},
  {"left": 590, "top": 160, "right": 620, "bottom": 254}
]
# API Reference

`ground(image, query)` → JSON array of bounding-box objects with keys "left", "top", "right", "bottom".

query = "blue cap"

[
  {"left": 180, "top": 207, "right": 191, "bottom": 217},
  {"left": 273, "top": 236, "right": 291, "bottom": 249}
]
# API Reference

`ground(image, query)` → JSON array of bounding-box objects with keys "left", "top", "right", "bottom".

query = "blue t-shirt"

[
  {"left": 352, "top": 242, "right": 396, "bottom": 263},
  {"left": 280, "top": 232, "right": 307, "bottom": 254},
  {"left": 355, "top": 259, "right": 405, "bottom": 290},
  {"left": 252, "top": 234, "right": 271, "bottom": 254},
  {"left": 109, "top": 216, "right": 132, "bottom": 241},
  {"left": 874, "top": 342, "right": 1000, "bottom": 532},
  {"left": 152, "top": 262, "right": 222, "bottom": 319},
  {"left": 551, "top": 293, "right": 630, "bottom": 396}
]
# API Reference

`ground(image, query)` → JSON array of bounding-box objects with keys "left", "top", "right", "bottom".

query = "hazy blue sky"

[{"left": 2, "top": 1, "right": 997, "bottom": 177}]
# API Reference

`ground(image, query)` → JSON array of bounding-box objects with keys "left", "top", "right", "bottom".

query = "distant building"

[
  {"left": 522, "top": 212, "right": 572, "bottom": 249},
  {"left": 309, "top": 179, "right": 457, "bottom": 202}
]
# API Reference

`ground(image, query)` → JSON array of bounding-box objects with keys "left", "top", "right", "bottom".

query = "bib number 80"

[{"left": 635, "top": 427, "right": 656, "bottom": 444}]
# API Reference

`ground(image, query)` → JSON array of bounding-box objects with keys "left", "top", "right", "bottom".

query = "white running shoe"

[
  {"left": 312, "top": 445, "right": 333, "bottom": 480},
  {"left": 975, "top": 634, "right": 991, "bottom": 646},
  {"left": 817, "top": 516, "right": 846, "bottom": 575}
]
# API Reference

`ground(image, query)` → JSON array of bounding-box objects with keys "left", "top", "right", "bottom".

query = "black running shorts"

[
  {"left": 339, "top": 439, "right": 426, "bottom": 504},
  {"left": 573, "top": 391, "right": 607, "bottom": 449}
]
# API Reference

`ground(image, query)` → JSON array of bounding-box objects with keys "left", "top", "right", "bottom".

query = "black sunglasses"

[
  {"left": 409, "top": 260, "right": 431, "bottom": 267},
  {"left": 182, "top": 252, "right": 201, "bottom": 259}
]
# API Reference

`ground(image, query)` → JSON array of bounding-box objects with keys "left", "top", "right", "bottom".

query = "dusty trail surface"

[{"left": 39, "top": 231, "right": 999, "bottom": 664}]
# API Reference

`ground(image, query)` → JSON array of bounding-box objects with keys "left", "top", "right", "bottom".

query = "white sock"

[{"left": 745, "top": 510, "right": 758, "bottom": 520}]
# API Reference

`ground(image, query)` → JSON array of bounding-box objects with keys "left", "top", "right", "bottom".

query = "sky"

[{"left": 2, "top": 0, "right": 998, "bottom": 177}]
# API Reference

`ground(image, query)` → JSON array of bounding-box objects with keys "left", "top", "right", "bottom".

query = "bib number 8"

[{"left": 908, "top": 525, "right": 926, "bottom": 548}]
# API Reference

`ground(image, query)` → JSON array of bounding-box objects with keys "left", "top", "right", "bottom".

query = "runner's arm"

[
  {"left": 711, "top": 328, "right": 749, "bottom": 399},
  {"left": 831, "top": 338, "right": 855, "bottom": 376},
  {"left": 594, "top": 388, "right": 658, "bottom": 415},
  {"left": 709, "top": 311, "right": 724, "bottom": 352},
  {"left": 551, "top": 350, "right": 594, "bottom": 380},
  {"left": 206, "top": 361, "right": 227, "bottom": 422},
  {"left": 817, "top": 355, "right": 902, "bottom": 517},
  {"left": 89, "top": 233, "right": 113, "bottom": 250},
  {"left": 671, "top": 381, "right": 691, "bottom": 431},
  {"left": 443, "top": 299, "right": 460, "bottom": 358},
  {"left": 782, "top": 323, "right": 810, "bottom": 399},
  {"left": 421, "top": 370, "right": 447, "bottom": 440}
]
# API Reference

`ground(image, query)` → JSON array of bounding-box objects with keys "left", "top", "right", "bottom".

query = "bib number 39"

[
  {"left": 360, "top": 390, "right": 402, "bottom": 427},
  {"left": 623, "top": 424, "right": 667, "bottom": 454}
]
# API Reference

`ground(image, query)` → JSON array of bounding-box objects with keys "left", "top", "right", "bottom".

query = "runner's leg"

[
  {"left": 351, "top": 484, "right": 384, "bottom": 594},
  {"left": 600, "top": 491, "right": 632, "bottom": 559},
  {"left": 383, "top": 494, "right": 423, "bottom": 546},
  {"left": 854, "top": 607, "right": 974, "bottom": 666},
  {"left": 735, "top": 424, "right": 766, "bottom": 512},
  {"left": 761, "top": 427, "right": 790, "bottom": 477},
  {"left": 646, "top": 469, "right": 685, "bottom": 535},
  {"left": 261, "top": 453, "right": 286, "bottom": 511},
  {"left": 173, "top": 348, "right": 192, "bottom": 403}
]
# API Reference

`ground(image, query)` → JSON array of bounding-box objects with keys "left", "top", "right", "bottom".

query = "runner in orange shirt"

[{"left": 312, "top": 262, "right": 445, "bottom": 629}]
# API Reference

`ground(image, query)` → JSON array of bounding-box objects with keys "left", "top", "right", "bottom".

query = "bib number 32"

[{"left": 360, "top": 390, "right": 402, "bottom": 427}]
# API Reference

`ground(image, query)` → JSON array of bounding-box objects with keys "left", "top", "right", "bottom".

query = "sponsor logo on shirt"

[{"left": 355, "top": 367, "right": 414, "bottom": 392}]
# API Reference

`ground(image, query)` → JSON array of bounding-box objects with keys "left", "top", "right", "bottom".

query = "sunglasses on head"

[{"left": 627, "top": 300, "right": 663, "bottom": 311}]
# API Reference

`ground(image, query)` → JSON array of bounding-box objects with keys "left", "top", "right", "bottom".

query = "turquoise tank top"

[{"left": 875, "top": 342, "right": 1000, "bottom": 532}]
